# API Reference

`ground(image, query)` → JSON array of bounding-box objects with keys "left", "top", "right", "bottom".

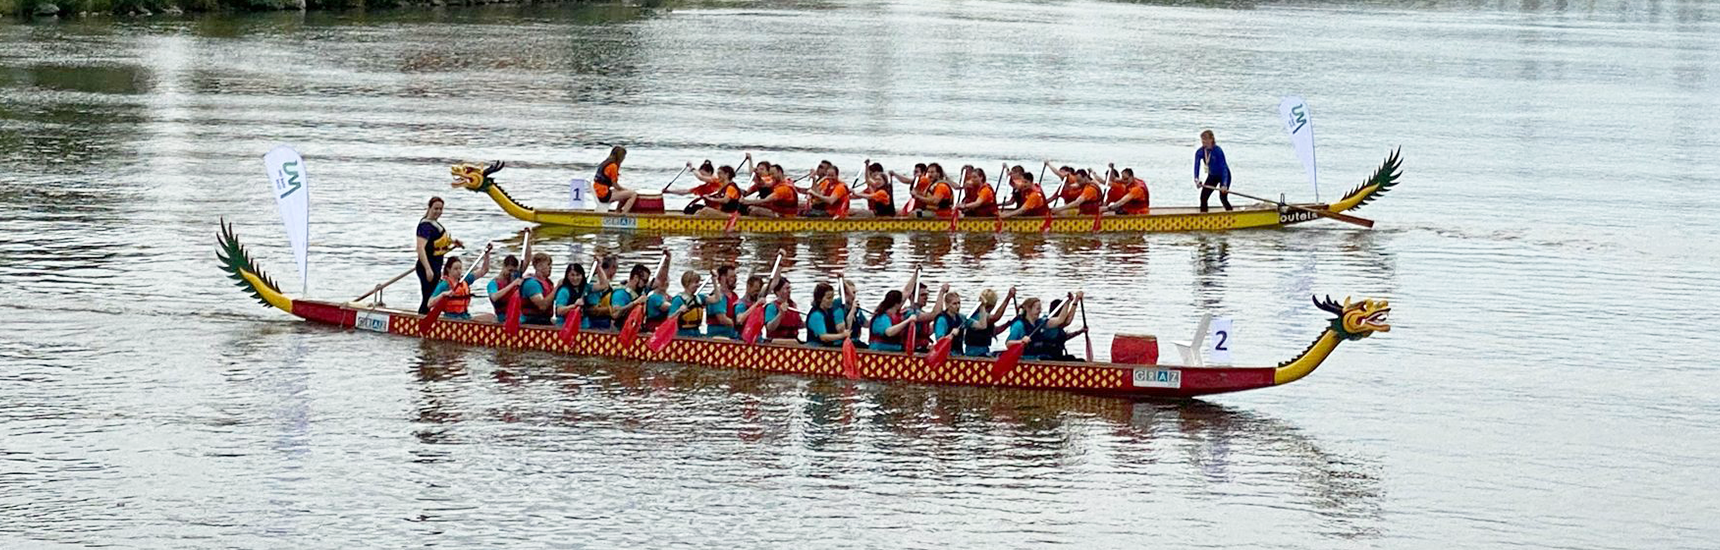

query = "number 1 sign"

[
  {"left": 1208, "top": 317, "right": 1234, "bottom": 364},
  {"left": 569, "top": 178, "right": 592, "bottom": 209}
]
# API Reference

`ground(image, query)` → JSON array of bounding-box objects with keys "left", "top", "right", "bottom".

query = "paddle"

[
  {"left": 991, "top": 296, "right": 1071, "bottom": 380},
  {"left": 1196, "top": 184, "right": 1374, "bottom": 227},
  {"left": 659, "top": 165, "right": 689, "bottom": 194},
  {"left": 355, "top": 266, "right": 416, "bottom": 304},
  {"left": 838, "top": 277, "right": 860, "bottom": 379},
  {"left": 559, "top": 257, "right": 601, "bottom": 346},
  {"left": 618, "top": 251, "right": 672, "bottom": 348},
  {"left": 419, "top": 243, "right": 493, "bottom": 334},
  {"left": 650, "top": 279, "right": 710, "bottom": 352},
  {"left": 948, "top": 167, "right": 967, "bottom": 232},
  {"left": 739, "top": 251, "right": 786, "bottom": 345},
  {"left": 1078, "top": 295, "right": 1093, "bottom": 362},
  {"left": 503, "top": 230, "right": 536, "bottom": 336}
]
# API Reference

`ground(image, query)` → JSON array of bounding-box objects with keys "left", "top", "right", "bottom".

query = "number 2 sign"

[{"left": 1208, "top": 317, "right": 1234, "bottom": 364}]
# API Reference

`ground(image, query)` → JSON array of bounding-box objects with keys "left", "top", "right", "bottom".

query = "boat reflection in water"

[{"left": 406, "top": 343, "right": 1384, "bottom": 540}]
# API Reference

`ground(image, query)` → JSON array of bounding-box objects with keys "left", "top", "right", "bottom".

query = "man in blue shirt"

[{"left": 1194, "top": 129, "right": 1233, "bottom": 213}]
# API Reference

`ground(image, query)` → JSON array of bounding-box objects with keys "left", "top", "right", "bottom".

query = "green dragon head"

[
  {"left": 1313, "top": 295, "right": 1391, "bottom": 340},
  {"left": 451, "top": 160, "right": 506, "bottom": 192}
]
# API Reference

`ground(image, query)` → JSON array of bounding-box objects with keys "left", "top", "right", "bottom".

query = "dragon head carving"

[
  {"left": 451, "top": 160, "right": 506, "bottom": 192},
  {"left": 1313, "top": 295, "right": 1391, "bottom": 340}
]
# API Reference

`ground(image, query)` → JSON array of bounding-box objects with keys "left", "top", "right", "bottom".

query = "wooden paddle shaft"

[
  {"left": 355, "top": 266, "right": 416, "bottom": 301},
  {"left": 1198, "top": 184, "right": 1374, "bottom": 228}
]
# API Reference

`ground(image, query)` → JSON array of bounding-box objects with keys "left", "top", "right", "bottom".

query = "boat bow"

[
  {"left": 1273, "top": 295, "right": 1391, "bottom": 385},
  {"left": 452, "top": 161, "right": 538, "bottom": 223}
]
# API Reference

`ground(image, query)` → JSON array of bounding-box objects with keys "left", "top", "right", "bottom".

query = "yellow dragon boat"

[
  {"left": 218, "top": 222, "right": 1391, "bottom": 399},
  {"left": 452, "top": 150, "right": 1402, "bottom": 234}
]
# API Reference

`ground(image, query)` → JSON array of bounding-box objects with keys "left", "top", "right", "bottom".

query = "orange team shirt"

[
  {"left": 865, "top": 188, "right": 891, "bottom": 209},
  {"left": 691, "top": 180, "right": 720, "bottom": 196},
  {"left": 965, "top": 185, "right": 998, "bottom": 217},
  {"left": 1106, "top": 181, "right": 1127, "bottom": 204},
  {"left": 1059, "top": 175, "right": 1082, "bottom": 202},
  {"left": 1119, "top": 182, "right": 1150, "bottom": 215},
  {"left": 1077, "top": 184, "right": 1103, "bottom": 215},
  {"left": 826, "top": 181, "right": 852, "bottom": 217},
  {"left": 595, "top": 163, "right": 621, "bottom": 201},
  {"left": 766, "top": 184, "right": 799, "bottom": 217},
  {"left": 1019, "top": 188, "right": 1049, "bottom": 216},
  {"left": 927, "top": 182, "right": 954, "bottom": 212}
]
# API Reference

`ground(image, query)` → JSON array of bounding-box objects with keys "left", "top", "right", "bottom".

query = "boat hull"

[
  {"left": 518, "top": 202, "right": 1329, "bottom": 234},
  {"left": 299, "top": 300, "right": 1279, "bottom": 399}
]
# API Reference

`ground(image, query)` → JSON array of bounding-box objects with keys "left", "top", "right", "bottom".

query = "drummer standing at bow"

[
  {"left": 1194, "top": 130, "right": 1233, "bottom": 212},
  {"left": 415, "top": 196, "right": 463, "bottom": 314}
]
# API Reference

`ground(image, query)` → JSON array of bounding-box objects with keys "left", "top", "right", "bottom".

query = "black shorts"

[
  {"left": 719, "top": 201, "right": 749, "bottom": 215},
  {"left": 1204, "top": 174, "right": 1228, "bottom": 189}
]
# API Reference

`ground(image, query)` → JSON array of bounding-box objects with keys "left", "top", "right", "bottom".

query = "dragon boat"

[
  {"left": 218, "top": 225, "right": 1391, "bottom": 400},
  {"left": 451, "top": 150, "right": 1402, "bottom": 235}
]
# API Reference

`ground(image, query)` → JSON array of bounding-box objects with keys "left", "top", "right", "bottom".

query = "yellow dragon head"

[
  {"left": 1313, "top": 295, "right": 1391, "bottom": 340},
  {"left": 451, "top": 160, "right": 506, "bottom": 192}
]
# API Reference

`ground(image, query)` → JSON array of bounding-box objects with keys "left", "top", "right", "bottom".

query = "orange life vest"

[{"left": 444, "top": 278, "right": 471, "bottom": 314}]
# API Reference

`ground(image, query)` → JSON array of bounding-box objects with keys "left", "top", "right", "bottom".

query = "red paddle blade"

[
  {"left": 841, "top": 338, "right": 859, "bottom": 379},
  {"left": 992, "top": 341, "right": 1026, "bottom": 380},
  {"left": 559, "top": 307, "right": 582, "bottom": 346},
  {"left": 926, "top": 335, "right": 954, "bottom": 369},
  {"left": 994, "top": 217, "right": 1003, "bottom": 233},
  {"left": 647, "top": 316, "right": 678, "bottom": 352},
  {"left": 1091, "top": 213, "right": 1103, "bottom": 233},
  {"left": 724, "top": 211, "right": 740, "bottom": 233},
  {"left": 418, "top": 300, "right": 446, "bottom": 335},
  {"left": 904, "top": 322, "right": 918, "bottom": 354},
  {"left": 619, "top": 307, "right": 646, "bottom": 347},
  {"left": 739, "top": 304, "right": 766, "bottom": 345},
  {"left": 1039, "top": 215, "right": 1053, "bottom": 234},
  {"left": 503, "top": 291, "right": 523, "bottom": 335}
]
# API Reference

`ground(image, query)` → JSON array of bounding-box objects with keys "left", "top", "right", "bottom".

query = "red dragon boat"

[{"left": 217, "top": 223, "right": 1390, "bottom": 399}]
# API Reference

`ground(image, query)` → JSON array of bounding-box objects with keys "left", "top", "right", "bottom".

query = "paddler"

[
  {"left": 867, "top": 290, "right": 914, "bottom": 352},
  {"left": 938, "top": 287, "right": 1015, "bottom": 357},
  {"left": 1104, "top": 165, "right": 1151, "bottom": 215},
  {"left": 804, "top": 280, "right": 856, "bottom": 347},
  {"left": 426, "top": 246, "right": 492, "bottom": 321},
  {"left": 890, "top": 163, "right": 930, "bottom": 214},
  {"left": 692, "top": 165, "right": 746, "bottom": 218},
  {"left": 605, "top": 264, "right": 653, "bottom": 329},
  {"left": 802, "top": 164, "right": 852, "bottom": 218},
  {"left": 517, "top": 252, "right": 556, "bottom": 326},
  {"left": 485, "top": 254, "right": 522, "bottom": 321},
  {"left": 998, "top": 172, "right": 1050, "bottom": 218},
  {"left": 908, "top": 164, "right": 956, "bottom": 218},
  {"left": 904, "top": 282, "right": 947, "bottom": 352},
  {"left": 1195, "top": 129, "right": 1233, "bottom": 212},
  {"left": 668, "top": 160, "right": 717, "bottom": 215},
  {"left": 1035, "top": 296, "right": 1088, "bottom": 361},
  {"left": 593, "top": 146, "right": 640, "bottom": 213},
  {"left": 585, "top": 255, "right": 619, "bottom": 329},
  {"left": 741, "top": 168, "right": 800, "bottom": 218},
  {"left": 552, "top": 263, "right": 590, "bottom": 328},
  {"left": 704, "top": 265, "right": 741, "bottom": 338},
  {"left": 666, "top": 270, "right": 712, "bottom": 338},
  {"left": 415, "top": 196, "right": 463, "bottom": 314},
  {"left": 761, "top": 277, "right": 804, "bottom": 344},
  {"left": 642, "top": 265, "right": 673, "bottom": 333},
  {"left": 854, "top": 162, "right": 895, "bottom": 218},
  {"left": 1004, "top": 292, "right": 1083, "bottom": 360},
  {"left": 1053, "top": 169, "right": 1104, "bottom": 216},
  {"left": 956, "top": 167, "right": 998, "bottom": 217}
]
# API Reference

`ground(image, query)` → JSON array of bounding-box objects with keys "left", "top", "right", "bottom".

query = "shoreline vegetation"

[{"left": 3, "top": 0, "right": 587, "bottom": 18}]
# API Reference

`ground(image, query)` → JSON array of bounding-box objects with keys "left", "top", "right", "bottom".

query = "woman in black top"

[{"left": 415, "top": 197, "right": 462, "bottom": 314}]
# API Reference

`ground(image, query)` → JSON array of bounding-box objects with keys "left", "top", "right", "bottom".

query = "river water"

[{"left": 3, "top": 1, "right": 1718, "bottom": 548}]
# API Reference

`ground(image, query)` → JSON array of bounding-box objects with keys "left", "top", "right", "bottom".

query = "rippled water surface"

[{"left": 3, "top": 1, "right": 1719, "bottom": 548}]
